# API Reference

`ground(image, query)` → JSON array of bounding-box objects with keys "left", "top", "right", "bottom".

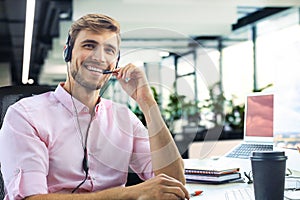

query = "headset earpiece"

[{"left": 63, "top": 34, "right": 72, "bottom": 62}]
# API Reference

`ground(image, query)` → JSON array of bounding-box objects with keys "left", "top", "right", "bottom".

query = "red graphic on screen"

[{"left": 246, "top": 95, "right": 274, "bottom": 137}]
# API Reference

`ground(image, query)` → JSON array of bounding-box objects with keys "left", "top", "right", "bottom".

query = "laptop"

[{"left": 224, "top": 92, "right": 274, "bottom": 159}]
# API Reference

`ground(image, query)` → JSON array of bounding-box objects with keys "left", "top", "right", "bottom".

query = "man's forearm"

[
  {"left": 140, "top": 100, "right": 185, "bottom": 184},
  {"left": 149, "top": 126, "right": 185, "bottom": 184},
  {"left": 25, "top": 186, "right": 135, "bottom": 200}
]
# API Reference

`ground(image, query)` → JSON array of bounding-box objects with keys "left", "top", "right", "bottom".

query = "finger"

[
  {"left": 115, "top": 64, "right": 133, "bottom": 80},
  {"left": 122, "top": 64, "right": 136, "bottom": 80},
  {"left": 161, "top": 193, "right": 182, "bottom": 200},
  {"left": 157, "top": 174, "right": 182, "bottom": 184},
  {"left": 163, "top": 186, "right": 187, "bottom": 200},
  {"left": 165, "top": 183, "right": 190, "bottom": 199},
  {"left": 156, "top": 174, "right": 190, "bottom": 199},
  {"left": 122, "top": 67, "right": 134, "bottom": 81}
]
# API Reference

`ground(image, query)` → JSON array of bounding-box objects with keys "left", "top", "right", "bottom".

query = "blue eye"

[{"left": 105, "top": 48, "right": 115, "bottom": 55}]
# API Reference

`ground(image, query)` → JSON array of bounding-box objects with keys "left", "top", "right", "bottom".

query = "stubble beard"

[{"left": 71, "top": 66, "right": 104, "bottom": 91}]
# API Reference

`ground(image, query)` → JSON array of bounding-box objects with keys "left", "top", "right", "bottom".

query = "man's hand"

[
  {"left": 113, "top": 64, "right": 154, "bottom": 106},
  {"left": 129, "top": 174, "right": 190, "bottom": 200}
]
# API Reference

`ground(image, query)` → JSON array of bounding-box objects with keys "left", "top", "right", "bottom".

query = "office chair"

[
  {"left": 0, "top": 163, "right": 4, "bottom": 200},
  {"left": 0, "top": 84, "right": 55, "bottom": 199}
]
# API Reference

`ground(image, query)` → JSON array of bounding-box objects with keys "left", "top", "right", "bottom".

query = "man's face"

[{"left": 70, "top": 30, "right": 119, "bottom": 90}]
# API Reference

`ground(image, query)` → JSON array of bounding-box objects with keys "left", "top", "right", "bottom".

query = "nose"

[{"left": 90, "top": 46, "right": 105, "bottom": 62}]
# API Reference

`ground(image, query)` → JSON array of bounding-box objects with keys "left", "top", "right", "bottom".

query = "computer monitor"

[{"left": 244, "top": 93, "right": 274, "bottom": 143}]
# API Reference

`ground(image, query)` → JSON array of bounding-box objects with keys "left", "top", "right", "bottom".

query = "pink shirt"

[{"left": 0, "top": 84, "right": 154, "bottom": 199}]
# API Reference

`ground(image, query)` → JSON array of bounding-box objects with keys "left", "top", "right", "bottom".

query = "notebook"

[{"left": 224, "top": 92, "right": 274, "bottom": 159}]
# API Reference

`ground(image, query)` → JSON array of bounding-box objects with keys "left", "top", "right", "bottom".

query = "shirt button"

[{"left": 83, "top": 108, "right": 88, "bottom": 112}]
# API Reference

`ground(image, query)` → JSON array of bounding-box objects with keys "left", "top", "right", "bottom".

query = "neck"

[{"left": 63, "top": 82, "right": 100, "bottom": 113}]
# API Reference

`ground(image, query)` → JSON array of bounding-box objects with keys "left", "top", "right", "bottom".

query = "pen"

[{"left": 190, "top": 190, "right": 203, "bottom": 197}]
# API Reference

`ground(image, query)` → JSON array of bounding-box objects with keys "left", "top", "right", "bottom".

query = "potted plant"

[{"left": 202, "top": 82, "right": 226, "bottom": 126}]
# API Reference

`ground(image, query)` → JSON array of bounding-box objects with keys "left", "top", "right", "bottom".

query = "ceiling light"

[
  {"left": 27, "top": 78, "right": 34, "bottom": 84},
  {"left": 22, "top": 0, "right": 36, "bottom": 84},
  {"left": 160, "top": 51, "right": 170, "bottom": 57},
  {"left": 59, "top": 12, "right": 69, "bottom": 19}
]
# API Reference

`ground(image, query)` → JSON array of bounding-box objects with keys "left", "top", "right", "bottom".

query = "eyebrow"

[{"left": 81, "top": 39, "right": 98, "bottom": 45}]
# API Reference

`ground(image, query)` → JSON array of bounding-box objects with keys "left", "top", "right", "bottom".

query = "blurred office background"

[{"left": 1, "top": 0, "right": 300, "bottom": 153}]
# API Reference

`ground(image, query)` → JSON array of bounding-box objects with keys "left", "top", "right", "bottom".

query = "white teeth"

[{"left": 86, "top": 65, "right": 102, "bottom": 73}]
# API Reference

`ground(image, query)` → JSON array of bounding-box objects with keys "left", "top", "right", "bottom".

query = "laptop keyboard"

[
  {"left": 225, "top": 188, "right": 255, "bottom": 200},
  {"left": 226, "top": 143, "right": 273, "bottom": 159}
]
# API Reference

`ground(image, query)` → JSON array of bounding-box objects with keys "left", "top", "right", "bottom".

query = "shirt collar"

[{"left": 54, "top": 83, "right": 101, "bottom": 115}]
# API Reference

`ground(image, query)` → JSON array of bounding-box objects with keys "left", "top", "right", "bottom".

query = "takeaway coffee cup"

[{"left": 250, "top": 151, "right": 287, "bottom": 200}]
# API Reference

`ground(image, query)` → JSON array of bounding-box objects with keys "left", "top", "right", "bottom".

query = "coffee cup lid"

[{"left": 250, "top": 151, "right": 287, "bottom": 161}]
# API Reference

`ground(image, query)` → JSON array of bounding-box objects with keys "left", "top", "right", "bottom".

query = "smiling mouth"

[{"left": 84, "top": 64, "right": 106, "bottom": 74}]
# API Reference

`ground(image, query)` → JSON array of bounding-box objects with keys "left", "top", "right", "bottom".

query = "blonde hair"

[{"left": 68, "top": 13, "right": 121, "bottom": 47}]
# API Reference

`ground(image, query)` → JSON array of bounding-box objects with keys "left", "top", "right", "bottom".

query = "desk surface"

[
  {"left": 186, "top": 181, "right": 252, "bottom": 200},
  {"left": 184, "top": 159, "right": 300, "bottom": 200},
  {"left": 184, "top": 158, "right": 251, "bottom": 200},
  {"left": 189, "top": 140, "right": 242, "bottom": 159},
  {"left": 189, "top": 140, "right": 300, "bottom": 172}
]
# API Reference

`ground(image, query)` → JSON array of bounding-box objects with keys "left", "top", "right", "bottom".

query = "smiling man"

[{"left": 0, "top": 14, "right": 189, "bottom": 200}]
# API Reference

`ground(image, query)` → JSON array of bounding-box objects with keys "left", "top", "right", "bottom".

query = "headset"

[
  {"left": 63, "top": 34, "right": 120, "bottom": 68},
  {"left": 63, "top": 34, "right": 72, "bottom": 62}
]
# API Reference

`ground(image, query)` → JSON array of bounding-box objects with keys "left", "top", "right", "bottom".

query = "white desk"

[
  {"left": 189, "top": 140, "right": 242, "bottom": 159},
  {"left": 186, "top": 181, "right": 253, "bottom": 199},
  {"left": 186, "top": 139, "right": 300, "bottom": 199},
  {"left": 184, "top": 158, "right": 300, "bottom": 200},
  {"left": 184, "top": 158, "right": 252, "bottom": 200},
  {"left": 189, "top": 140, "right": 300, "bottom": 172}
]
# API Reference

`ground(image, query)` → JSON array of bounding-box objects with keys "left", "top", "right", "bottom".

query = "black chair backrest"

[
  {"left": 0, "top": 85, "right": 55, "bottom": 199},
  {"left": 0, "top": 163, "right": 4, "bottom": 200}
]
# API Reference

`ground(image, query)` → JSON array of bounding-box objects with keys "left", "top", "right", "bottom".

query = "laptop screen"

[{"left": 244, "top": 93, "right": 274, "bottom": 139}]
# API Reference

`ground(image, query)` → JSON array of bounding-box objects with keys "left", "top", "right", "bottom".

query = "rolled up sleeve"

[
  {"left": 5, "top": 169, "right": 47, "bottom": 200},
  {"left": 0, "top": 104, "right": 49, "bottom": 199}
]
